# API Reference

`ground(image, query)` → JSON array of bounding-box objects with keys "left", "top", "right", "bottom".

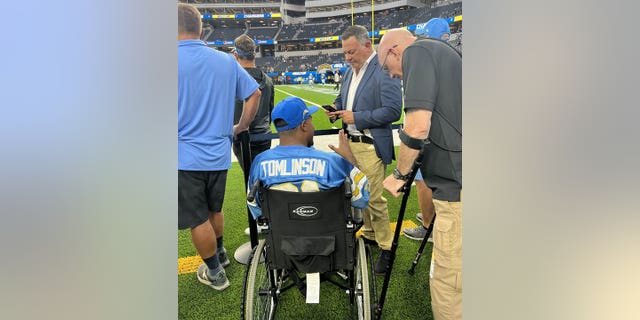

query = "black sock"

[
  {"left": 422, "top": 225, "right": 429, "bottom": 230},
  {"left": 216, "top": 236, "right": 224, "bottom": 253},
  {"left": 203, "top": 253, "right": 220, "bottom": 272}
]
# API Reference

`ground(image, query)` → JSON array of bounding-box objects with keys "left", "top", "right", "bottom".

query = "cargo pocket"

[
  {"left": 280, "top": 236, "right": 335, "bottom": 273},
  {"left": 434, "top": 217, "right": 453, "bottom": 252},
  {"left": 433, "top": 216, "right": 455, "bottom": 268}
]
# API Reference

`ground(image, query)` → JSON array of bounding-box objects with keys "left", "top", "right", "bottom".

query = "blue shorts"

[{"left": 415, "top": 169, "right": 423, "bottom": 181}]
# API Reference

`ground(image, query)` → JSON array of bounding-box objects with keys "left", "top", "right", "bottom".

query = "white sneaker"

[
  {"left": 244, "top": 224, "right": 267, "bottom": 236},
  {"left": 196, "top": 264, "right": 230, "bottom": 291}
]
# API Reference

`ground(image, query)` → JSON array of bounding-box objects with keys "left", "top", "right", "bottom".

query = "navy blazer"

[{"left": 334, "top": 55, "right": 403, "bottom": 164}]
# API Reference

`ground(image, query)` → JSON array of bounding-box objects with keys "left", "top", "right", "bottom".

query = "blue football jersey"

[{"left": 247, "top": 145, "right": 369, "bottom": 219}]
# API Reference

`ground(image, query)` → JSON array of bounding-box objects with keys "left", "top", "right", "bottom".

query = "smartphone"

[
  {"left": 322, "top": 105, "right": 340, "bottom": 123},
  {"left": 321, "top": 104, "right": 336, "bottom": 112}
]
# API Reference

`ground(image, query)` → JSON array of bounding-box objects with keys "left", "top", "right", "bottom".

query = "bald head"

[
  {"left": 378, "top": 28, "right": 415, "bottom": 52},
  {"left": 377, "top": 29, "right": 416, "bottom": 79}
]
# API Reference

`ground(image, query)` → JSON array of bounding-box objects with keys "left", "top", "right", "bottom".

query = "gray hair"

[
  {"left": 341, "top": 25, "right": 370, "bottom": 45},
  {"left": 178, "top": 3, "right": 202, "bottom": 36}
]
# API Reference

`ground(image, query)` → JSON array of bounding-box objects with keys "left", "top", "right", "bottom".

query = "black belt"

[{"left": 348, "top": 134, "right": 374, "bottom": 144}]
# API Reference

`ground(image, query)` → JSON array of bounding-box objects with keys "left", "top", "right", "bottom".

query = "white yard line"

[
  {"left": 274, "top": 87, "right": 340, "bottom": 129},
  {"left": 274, "top": 87, "right": 324, "bottom": 106},
  {"left": 278, "top": 85, "right": 339, "bottom": 96}
]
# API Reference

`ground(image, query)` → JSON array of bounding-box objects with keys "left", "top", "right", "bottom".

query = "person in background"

[
  {"left": 308, "top": 73, "right": 314, "bottom": 88},
  {"left": 402, "top": 170, "right": 435, "bottom": 242},
  {"left": 231, "top": 34, "right": 275, "bottom": 173},
  {"left": 231, "top": 34, "right": 276, "bottom": 236},
  {"left": 415, "top": 17, "right": 451, "bottom": 41}
]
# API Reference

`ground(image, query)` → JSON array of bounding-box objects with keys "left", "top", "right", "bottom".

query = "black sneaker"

[
  {"left": 374, "top": 249, "right": 392, "bottom": 275},
  {"left": 361, "top": 236, "right": 378, "bottom": 247}
]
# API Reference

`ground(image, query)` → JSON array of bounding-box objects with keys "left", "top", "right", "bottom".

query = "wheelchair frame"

[{"left": 241, "top": 179, "right": 373, "bottom": 320}]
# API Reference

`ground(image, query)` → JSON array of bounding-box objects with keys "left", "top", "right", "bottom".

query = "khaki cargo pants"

[{"left": 430, "top": 197, "right": 462, "bottom": 320}]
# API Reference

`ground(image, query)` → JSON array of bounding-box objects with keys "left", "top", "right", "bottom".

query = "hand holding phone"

[
  {"left": 321, "top": 105, "right": 339, "bottom": 123},
  {"left": 321, "top": 105, "right": 336, "bottom": 112}
]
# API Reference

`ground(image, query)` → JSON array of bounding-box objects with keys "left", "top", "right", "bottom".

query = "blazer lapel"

[
  {"left": 352, "top": 57, "right": 378, "bottom": 111},
  {"left": 341, "top": 68, "right": 353, "bottom": 110}
]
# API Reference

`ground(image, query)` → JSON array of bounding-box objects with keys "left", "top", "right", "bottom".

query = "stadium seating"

[
  {"left": 254, "top": 53, "right": 346, "bottom": 73},
  {"left": 203, "top": 1, "right": 462, "bottom": 72},
  {"left": 277, "top": 24, "right": 300, "bottom": 41},
  {"left": 292, "top": 22, "right": 345, "bottom": 40},
  {"left": 208, "top": 27, "right": 246, "bottom": 42},
  {"left": 246, "top": 26, "right": 279, "bottom": 41},
  {"left": 203, "top": 2, "right": 461, "bottom": 43},
  {"left": 343, "top": 2, "right": 462, "bottom": 33}
]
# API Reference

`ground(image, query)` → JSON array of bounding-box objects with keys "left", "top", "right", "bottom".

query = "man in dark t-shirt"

[
  {"left": 378, "top": 29, "right": 462, "bottom": 320},
  {"left": 232, "top": 35, "right": 275, "bottom": 173},
  {"left": 402, "top": 17, "right": 456, "bottom": 242}
]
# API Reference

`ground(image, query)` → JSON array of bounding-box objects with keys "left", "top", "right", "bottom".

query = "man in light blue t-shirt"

[
  {"left": 178, "top": 3, "right": 261, "bottom": 292},
  {"left": 247, "top": 97, "right": 370, "bottom": 220}
]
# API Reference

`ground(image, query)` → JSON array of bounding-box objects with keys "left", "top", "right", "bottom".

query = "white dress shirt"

[{"left": 345, "top": 52, "right": 377, "bottom": 138}]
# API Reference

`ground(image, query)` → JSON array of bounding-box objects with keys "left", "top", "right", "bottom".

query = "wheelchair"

[{"left": 242, "top": 178, "right": 374, "bottom": 320}]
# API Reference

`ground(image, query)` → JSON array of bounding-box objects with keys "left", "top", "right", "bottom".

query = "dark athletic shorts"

[{"left": 178, "top": 170, "right": 228, "bottom": 230}]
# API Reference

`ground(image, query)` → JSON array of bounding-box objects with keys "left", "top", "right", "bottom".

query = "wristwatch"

[{"left": 392, "top": 168, "right": 410, "bottom": 181}]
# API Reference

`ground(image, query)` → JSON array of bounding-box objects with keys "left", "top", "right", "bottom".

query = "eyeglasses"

[{"left": 381, "top": 44, "right": 398, "bottom": 72}]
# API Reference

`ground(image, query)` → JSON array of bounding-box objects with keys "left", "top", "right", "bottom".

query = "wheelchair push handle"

[
  {"left": 342, "top": 177, "right": 363, "bottom": 224},
  {"left": 247, "top": 180, "right": 261, "bottom": 202},
  {"left": 352, "top": 208, "right": 363, "bottom": 224},
  {"left": 343, "top": 177, "right": 352, "bottom": 199}
]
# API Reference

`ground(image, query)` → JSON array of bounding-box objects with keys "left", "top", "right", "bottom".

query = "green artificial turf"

[{"left": 178, "top": 85, "right": 430, "bottom": 319}]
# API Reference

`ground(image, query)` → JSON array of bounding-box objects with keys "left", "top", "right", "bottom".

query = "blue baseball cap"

[
  {"left": 415, "top": 18, "right": 450, "bottom": 39},
  {"left": 272, "top": 97, "right": 319, "bottom": 132}
]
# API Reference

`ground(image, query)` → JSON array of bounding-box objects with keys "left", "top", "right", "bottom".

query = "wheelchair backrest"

[{"left": 259, "top": 181, "right": 356, "bottom": 273}]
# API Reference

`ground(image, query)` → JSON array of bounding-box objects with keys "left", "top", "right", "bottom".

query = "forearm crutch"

[
  {"left": 407, "top": 216, "right": 435, "bottom": 276},
  {"left": 374, "top": 141, "right": 428, "bottom": 320}
]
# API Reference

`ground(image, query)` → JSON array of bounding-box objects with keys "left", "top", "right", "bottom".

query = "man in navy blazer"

[{"left": 326, "top": 25, "right": 402, "bottom": 275}]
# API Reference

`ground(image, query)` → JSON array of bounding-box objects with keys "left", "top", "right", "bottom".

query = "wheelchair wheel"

[
  {"left": 244, "top": 240, "right": 277, "bottom": 320},
  {"left": 355, "top": 238, "right": 371, "bottom": 320}
]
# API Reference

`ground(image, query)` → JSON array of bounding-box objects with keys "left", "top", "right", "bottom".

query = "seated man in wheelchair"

[
  {"left": 247, "top": 96, "right": 370, "bottom": 219},
  {"left": 243, "top": 97, "right": 374, "bottom": 319}
]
